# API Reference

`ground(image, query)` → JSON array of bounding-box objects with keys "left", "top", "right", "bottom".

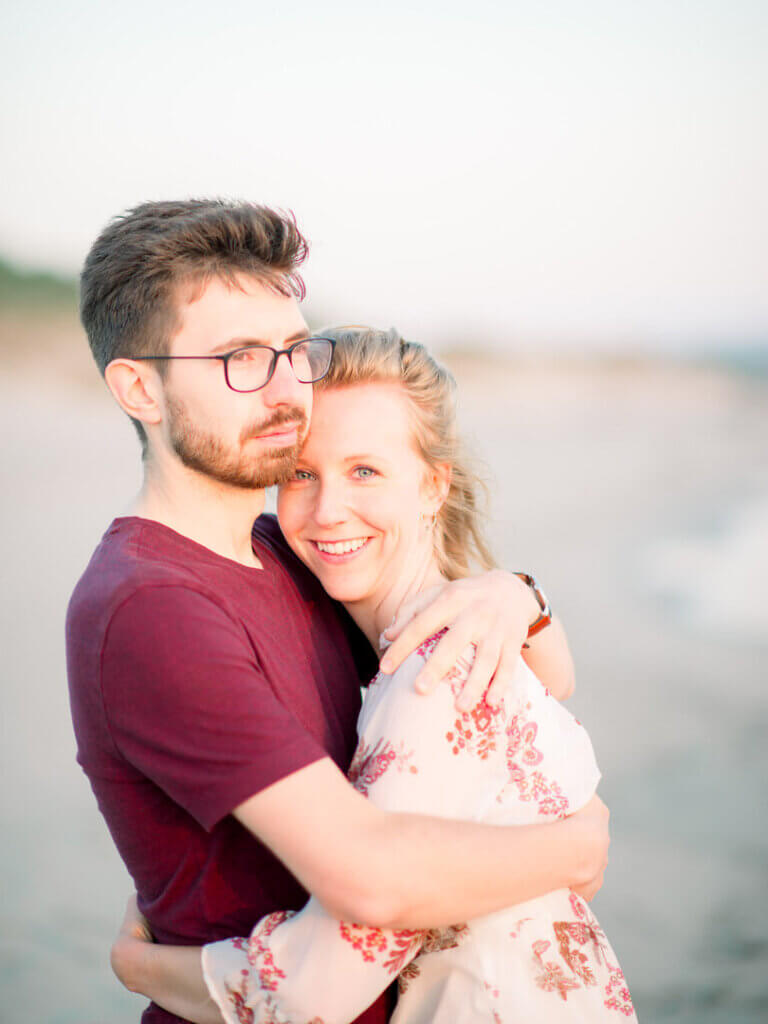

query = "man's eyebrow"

[{"left": 207, "top": 329, "right": 310, "bottom": 355}]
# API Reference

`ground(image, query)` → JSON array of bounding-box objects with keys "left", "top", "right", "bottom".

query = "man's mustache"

[{"left": 239, "top": 407, "right": 308, "bottom": 445}]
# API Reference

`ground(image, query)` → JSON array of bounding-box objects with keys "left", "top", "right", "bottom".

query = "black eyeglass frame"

[{"left": 132, "top": 336, "right": 336, "bottom": 393}]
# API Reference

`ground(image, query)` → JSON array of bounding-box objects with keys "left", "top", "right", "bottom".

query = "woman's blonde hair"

[{"left": 317, "top": 326, "right": 496, "bottom": 581}]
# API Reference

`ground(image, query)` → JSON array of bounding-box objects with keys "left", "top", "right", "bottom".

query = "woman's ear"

[
  {"left": 422, "top": 462, "right": 452, "bottom": 512},
  {"left": 104, "top": 359, "right": 164, "bottom": 428}
]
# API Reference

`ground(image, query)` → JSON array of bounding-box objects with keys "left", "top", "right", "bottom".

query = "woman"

[{"left": 114, "top": 327, "right": 635, "bottom": 1022}]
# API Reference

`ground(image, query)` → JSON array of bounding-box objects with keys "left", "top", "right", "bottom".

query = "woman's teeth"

[{"left": 315, "top": 538, "right": 368, "bottom": 555}]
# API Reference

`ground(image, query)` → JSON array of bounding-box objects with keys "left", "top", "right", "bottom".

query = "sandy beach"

[{"left": 2, "top": 316, "right": 766, "bottom": 1023}]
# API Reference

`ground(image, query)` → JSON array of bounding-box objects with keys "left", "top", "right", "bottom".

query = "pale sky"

[{"left": 2, "top": 0, "right": 766, "bottom": 351}]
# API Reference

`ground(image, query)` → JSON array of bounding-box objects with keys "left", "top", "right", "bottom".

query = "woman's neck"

[{"left": 344, "top": 551, "right": 446, "bottom": 653}]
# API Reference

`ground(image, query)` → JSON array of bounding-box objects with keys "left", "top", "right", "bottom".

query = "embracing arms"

[
  {"left": 110, "top": 570, "right": 586, "bottom": 1020},
  {"left": 113, "top": 779, "right": 608, "bottom": 1023}
]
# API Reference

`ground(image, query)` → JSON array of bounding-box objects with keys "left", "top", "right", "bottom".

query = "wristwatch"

[{"left": 514, "top": 572, "right": 552, "bottom": 639}]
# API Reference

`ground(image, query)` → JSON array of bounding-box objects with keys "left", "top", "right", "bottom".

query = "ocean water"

[
  {"left": 642, "top": 495, "right": 768, "bottom": 643},
  {"left": 2, "top": 357, "right": 766, "bottom": 1023}
]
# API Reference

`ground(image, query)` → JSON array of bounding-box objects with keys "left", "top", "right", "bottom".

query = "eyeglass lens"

[{"left": 226, "top": 338, "right": 333, "bottom": 392}]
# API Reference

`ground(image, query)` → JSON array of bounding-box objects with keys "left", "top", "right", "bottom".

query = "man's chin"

[
  {"left": 253, "top": 450, "right": 301, "bottom": 488},
  {"left": 174, "top": 445, "right": 300, "bottom": 491},
  {"left": 219, "top": 452, "right": 299, "bottom": 491}
]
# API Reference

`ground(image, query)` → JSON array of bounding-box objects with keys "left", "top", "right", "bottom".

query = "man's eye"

[
  {"left": 230, "top": 347, "right": 268, "bottom": 363},
  {"left": 353, "top": 466, "right": 377, "bottom": 479}
]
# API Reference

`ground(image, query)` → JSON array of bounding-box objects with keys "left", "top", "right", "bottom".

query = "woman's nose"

[{"left": 312, "top": 482, "right": 347, "bottom": 527}]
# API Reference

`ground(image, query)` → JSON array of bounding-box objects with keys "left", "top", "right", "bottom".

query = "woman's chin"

[{"left": 318, "top": 578, "right": 369, "bottom": 604}]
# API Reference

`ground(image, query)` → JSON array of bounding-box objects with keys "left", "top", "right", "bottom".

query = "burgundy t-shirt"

[{"left": 66, "top": 514, "right": 388, "bottom": 1024}]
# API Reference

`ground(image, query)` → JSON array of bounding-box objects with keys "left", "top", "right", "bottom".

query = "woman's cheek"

[{"left": 277, "top": 491, "right": 304, "bottom": 544}]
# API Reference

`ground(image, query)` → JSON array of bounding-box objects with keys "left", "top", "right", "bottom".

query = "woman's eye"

[
  {"left": 293, "top": 469, "right": 314, "bottom": 481},
  {"left": 353, "top": 466, "right": 377, "bottom": 479}
]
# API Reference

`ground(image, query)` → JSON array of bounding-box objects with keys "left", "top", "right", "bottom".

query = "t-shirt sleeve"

[{"left": 100, "top": 584, "right": 327, "bottom": 830}]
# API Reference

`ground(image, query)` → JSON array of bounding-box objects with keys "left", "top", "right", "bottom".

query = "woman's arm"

[
  {"left": 380, "top": 571, "right": 575, "bottom": 707},
  {"left": 111, "top": 897, "right": 223, "bottom": 1024},
  {"left": 521, "top": 614, "right": 575, "bottom": 700},
  {"left": 113, "top": 803, "right": 608, "bottom": 1024}
]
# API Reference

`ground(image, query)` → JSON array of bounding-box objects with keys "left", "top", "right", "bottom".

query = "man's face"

[{"left": 159, "top": 274, "right": 312, "bottom": 489}]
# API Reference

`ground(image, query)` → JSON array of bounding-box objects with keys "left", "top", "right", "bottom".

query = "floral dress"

[{"left": 202, "top": 630, "right": 636, "bottom": 1023}]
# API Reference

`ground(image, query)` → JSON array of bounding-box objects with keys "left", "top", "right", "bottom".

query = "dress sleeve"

[{"left": 202, "top": 635, "right": 509, "bottom": 1024}]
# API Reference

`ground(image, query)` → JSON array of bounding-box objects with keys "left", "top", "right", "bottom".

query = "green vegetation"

[{"left": 0, "top": 255, "right": 78, "bottom": 311}]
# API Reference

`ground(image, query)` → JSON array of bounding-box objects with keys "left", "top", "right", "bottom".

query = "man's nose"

[{"left": 261, "top": 347, "right": 308, "bottom": 406}]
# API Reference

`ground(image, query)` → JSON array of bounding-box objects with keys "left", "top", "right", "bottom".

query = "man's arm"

[
  {"left": 104, "top": 586, "right": 600, "bottom": 929},
  {"left": 112, "top": 650, "right": 607, "bottom": 1024},
  {"left": 112, "top": 786, "right": 608, "bottom": 1024},
  {"left": 235, "top": 759, "right": 606, "bottom": 930}
]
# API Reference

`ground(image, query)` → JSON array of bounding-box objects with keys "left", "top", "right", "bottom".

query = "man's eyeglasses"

[{"left": 133, "top": 336, "right": 335, "bottom": 393}]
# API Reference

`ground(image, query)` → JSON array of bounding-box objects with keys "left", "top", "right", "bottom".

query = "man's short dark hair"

[{"left": 80, "top": 199, "right": 308, "bottom": 445}]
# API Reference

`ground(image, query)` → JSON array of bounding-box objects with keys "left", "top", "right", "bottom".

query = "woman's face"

[{"left": 277, "top": 382, "right": 444, "bottom": 606}]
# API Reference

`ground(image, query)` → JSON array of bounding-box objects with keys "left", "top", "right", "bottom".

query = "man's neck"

[{"left": 131, "top": 457, "right": 267, "bottom": 569}]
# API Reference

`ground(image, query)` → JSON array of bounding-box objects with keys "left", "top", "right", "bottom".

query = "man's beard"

[{"left": 166, "top": 395, "right": 308, "bottom": 490}]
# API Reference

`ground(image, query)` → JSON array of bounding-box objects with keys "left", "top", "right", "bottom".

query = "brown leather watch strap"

[{"left": 514, "top": 572, "right": 552, "bottom": 639}]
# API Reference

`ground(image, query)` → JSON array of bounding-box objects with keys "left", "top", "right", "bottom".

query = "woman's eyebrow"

[{"left": 342, "top": 453, "right": 391, "bottom": 467}]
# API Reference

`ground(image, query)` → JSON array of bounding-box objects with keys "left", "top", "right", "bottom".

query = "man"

[{"left": 66, "top": 199, "right": 609, "bottom": 1024}]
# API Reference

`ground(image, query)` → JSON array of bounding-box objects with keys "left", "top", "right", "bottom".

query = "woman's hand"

[
  {"left": 110, "top": 893, "right": 223, "bottom": 1023},
  {"left": 380, "top": 570, "right": 547, "bottom": 710},
  {"left": 111, "top": 894, "right": 154, "bottom": 994}
]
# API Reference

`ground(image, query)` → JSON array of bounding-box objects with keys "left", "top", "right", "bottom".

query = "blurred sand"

[{"left": 1, "top": 316, "right": 766, "bottom": 1023}]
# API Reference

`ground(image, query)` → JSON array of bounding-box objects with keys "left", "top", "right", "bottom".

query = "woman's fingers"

[
  {"left": 119, "top": 892, "right": 153, "bottom": 942},
  {"left": 383, "top": 583, "right": 446, "bottom": 644},
  {"left": 454, "top": 635, "right": 503, "bottom": 711},
  {"left": 484, "top": 638, "right": 524, "bottom": 707},
  {"left": 410, "top": 618, "right": 477, "bottom": 695},
  {"left": 381, "top": 572, "right": 534, "bottom": 707},
  {"left": 380, "top": 586, "right": 455, "bottom": 674}
]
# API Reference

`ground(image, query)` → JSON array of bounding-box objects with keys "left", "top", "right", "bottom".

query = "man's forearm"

[
  {"left": 356, "top": 807, "right": 597, "bottom": 930},
  {"left": 236, "top": 760, "right": 606, "bottom": 931}
]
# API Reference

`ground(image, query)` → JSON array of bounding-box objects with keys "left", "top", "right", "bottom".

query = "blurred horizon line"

[{"left": 2, "top": 252, "right": 766, "bottom": 368}]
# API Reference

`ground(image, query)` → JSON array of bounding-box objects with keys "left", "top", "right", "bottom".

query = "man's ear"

[{"left": 104, "top": 359, "right": 164, "bottom": 428}]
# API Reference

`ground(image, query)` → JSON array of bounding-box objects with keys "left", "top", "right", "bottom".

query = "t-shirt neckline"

[{"left": 111, "top": 515, "right": 278, "bottom": 577}]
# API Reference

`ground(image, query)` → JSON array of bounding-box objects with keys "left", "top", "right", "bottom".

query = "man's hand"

[
  {"left": 565, "top": 795, "right": 611, "bottom": 902},
  {"left": 380, "top": 571, "right": 541, "bottom": 710},
  {"left": 110, "top": 894, "right": 154, "bottom": 994}
]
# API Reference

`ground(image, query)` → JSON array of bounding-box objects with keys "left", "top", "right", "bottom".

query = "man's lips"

[
  {"left": 240, "top": 407, "right": 307, "bottom": 446},
  {"left": 251, "top": 423, "right": 301, "bottom": 445}
]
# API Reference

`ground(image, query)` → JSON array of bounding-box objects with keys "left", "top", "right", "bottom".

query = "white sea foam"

[{"left": 644, "top": 495, "right": 768, "bottom": 642}]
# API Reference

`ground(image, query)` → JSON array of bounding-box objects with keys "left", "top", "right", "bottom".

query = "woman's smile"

[
  {"left": 310, "top": 536, "right": 373, "bottom": 562},
  {"left": 277, "top": 381, "right": 447, "bottom": 642}
]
